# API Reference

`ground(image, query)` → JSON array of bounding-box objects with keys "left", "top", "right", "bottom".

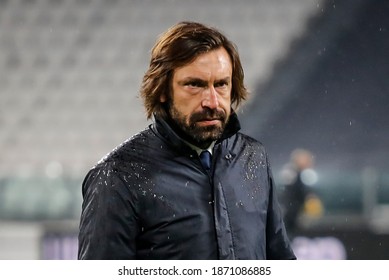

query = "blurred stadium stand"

[
  {"left": 0, "top": 0, "right": 320, "bottom": 179},
  {"left": 0, "top": 0, "right": 387, "bottom": 259},
  {"left": 0, "top": 0, "right": 323, "bottom": 259}
]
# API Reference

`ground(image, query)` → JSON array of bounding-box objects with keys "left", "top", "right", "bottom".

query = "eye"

[
  {"left": 183, "top": 79, "right": 207, "bottom": 89},
  {"left": 215, "top": 80, "right": 229, "bottom": 88},
  {"left": 186, "top": 81, "right": 202, "bottom": 88}
]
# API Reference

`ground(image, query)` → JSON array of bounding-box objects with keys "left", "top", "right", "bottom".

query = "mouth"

[{"left": 196, "top": 118, "right": 221, "bottom": 126}]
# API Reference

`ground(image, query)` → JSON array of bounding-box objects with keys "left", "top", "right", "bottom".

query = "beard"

[{"left": 168, "top": 104, "right": 228, "bottom": 149}]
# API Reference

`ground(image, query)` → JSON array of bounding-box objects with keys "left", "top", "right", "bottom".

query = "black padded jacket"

[{"left": 78, "top": 113, "right": 296, "bottom": 260}]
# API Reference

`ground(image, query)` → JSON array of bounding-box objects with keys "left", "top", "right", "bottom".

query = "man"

[
  {"left": 78, "top": 21, "right": 296, "bottom": 260},
  {"left": 280, "top": 149, "right": 322, "bottom": 235}
]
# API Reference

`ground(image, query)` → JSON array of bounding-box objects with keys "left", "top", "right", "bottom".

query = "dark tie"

[{"left": 199, "top": 150, "right": 212, "bottom": 170}]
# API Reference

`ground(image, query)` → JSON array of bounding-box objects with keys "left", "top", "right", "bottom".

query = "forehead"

[{"left": 173, "top": 48, "right": 232, "bottom": 78}]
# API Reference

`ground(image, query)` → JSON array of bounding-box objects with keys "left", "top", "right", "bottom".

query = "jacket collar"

[{"left": 152, "top": 111, "right": 241, "bottom": 153}]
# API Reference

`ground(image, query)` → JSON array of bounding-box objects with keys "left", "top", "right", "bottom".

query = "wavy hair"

[{"left": 140, "top": 21, "right": 248, "bottom": 119}]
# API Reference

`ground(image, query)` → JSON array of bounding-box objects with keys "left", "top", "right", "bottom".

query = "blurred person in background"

[
  {"left": 78, "top": 21, "right": 295, "bottom": 260},
  {"left": 280, "top": 148, "right": 323, "bottom": 236}
]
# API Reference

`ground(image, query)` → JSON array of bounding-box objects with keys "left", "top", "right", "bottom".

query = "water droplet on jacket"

[{"left": 236, "top": 200, "right": 243, "bottom": 207}]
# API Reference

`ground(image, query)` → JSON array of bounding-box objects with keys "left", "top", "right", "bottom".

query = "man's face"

[{"left": 163, "top": 47, "right": 233, "bottom": 148}]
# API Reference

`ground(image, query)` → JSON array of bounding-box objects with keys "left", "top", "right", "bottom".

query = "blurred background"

[{"left": 0, "top": 0, "right": 388, "bottom": 259}]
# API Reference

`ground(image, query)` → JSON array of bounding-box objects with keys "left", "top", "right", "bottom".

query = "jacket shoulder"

[
  {"left": 94, "top": 126, "right": 156, "bottom": 167},
  {"left": 235, "top": 132, "right": 267, "bottom": 151}
]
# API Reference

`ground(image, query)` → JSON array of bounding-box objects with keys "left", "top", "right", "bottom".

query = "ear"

[{"left": 160, "top": 93, "right": 167, "bottom": 103}]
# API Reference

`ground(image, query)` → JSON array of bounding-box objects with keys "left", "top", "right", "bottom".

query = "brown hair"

[{"left": 140, "top": 21, "right": 248, "bottom": 119}]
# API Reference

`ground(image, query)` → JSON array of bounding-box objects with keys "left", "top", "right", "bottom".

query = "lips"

[{"left": 196, "top": 118, "right": 221, "bottom": 126}]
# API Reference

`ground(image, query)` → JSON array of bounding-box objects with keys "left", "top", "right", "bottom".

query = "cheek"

[
  {"left": 225, "top": 105, "right": 231, "bottom": 116},
  {"left": 177, "top": 96, "right": 202, "bottom": 113},
  {"left": 171, "top": 99, "right": 196, "bottom": 121},
  {"left": 219, "top": 94, "right": 231, "bottom": 111}
]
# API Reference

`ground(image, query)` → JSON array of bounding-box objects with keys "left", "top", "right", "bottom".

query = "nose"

[{"left": 201, "top": 86, "right": 219, "bottom": 109}]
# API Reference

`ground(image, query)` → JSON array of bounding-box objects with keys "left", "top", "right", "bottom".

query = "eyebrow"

[
  {"left": 178, "top": 76, "right": 231, "bottom": 85},
  {"left": 179, "top": 77, "right": 206, "bottom": 86},
  {"left": 215, "top": 77, "right": 231, "bottom": 84}
]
